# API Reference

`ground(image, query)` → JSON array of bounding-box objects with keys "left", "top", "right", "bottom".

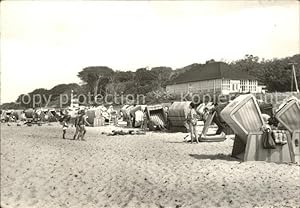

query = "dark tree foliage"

[
  {"left": 231, "top": 54, "right": 300, "bottom": 92},
  {"left": 9, "top": 84, "right": 82, "bottom": 109},
  {"left": 77, "top": 66, "right": 114, "bottom": 96},
  {"left": 151, "top": 67, "right": 173, "bottom": 88}
]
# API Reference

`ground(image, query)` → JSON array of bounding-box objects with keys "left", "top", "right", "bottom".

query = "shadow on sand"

[
  {"left": 166, "top": 140, "right": 225, "bottom": 144},
  {"left": 189, "top": 153, "right": 240, "bottom": 162},
  {"left": 165, "top": 140, "right": 198, "bottom": 144}
]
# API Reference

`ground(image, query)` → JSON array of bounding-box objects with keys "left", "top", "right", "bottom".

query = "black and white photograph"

[{"left": 1, "top": 1, "right": 300, "bottom": 207}]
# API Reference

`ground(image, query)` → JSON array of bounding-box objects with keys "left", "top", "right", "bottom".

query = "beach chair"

[
  {"left": 168, "top": 101, "right": 191, "bottom": 132},
  {"left": 145, "top": 105, "right": 167, "bottom": 130},
  {"left": 199, "top": 111, "right": 226, "bottom": 142},
  {"left": 121, "top": 105, "right": 134, "bottom": 127},
  {"left": 291, "top": 130, "right": 300, "bottom": 163},
  {"left": 275, "top": 97, "right": 300, "bottom": 163},
  {"left": 93, "top": 107, "right": 105, "bottom": 127},
  {"left": 240, "top": 131, "right": 294, "bottom": 162},
  {"left": 94, "top": 117, "right": 105, "bottom": 127},
  {"left": 221, "top": 94, "right": 295, "bottom": 163}
]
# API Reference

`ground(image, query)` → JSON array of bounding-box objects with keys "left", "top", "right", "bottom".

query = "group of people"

[
  {"left": 60, "top": 109, "right": 91, "bottom": 141},
  {"left": 58, "top": 102, "right": 220, "bottom": 143}
]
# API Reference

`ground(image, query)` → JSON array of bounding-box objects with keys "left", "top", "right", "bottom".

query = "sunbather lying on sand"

[{"left": 102, "top": 130, "right": 146, "bottom": 136}]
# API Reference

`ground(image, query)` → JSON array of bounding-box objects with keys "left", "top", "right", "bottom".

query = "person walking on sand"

[
  {"left": 186, "top": 102, "right": 199, "bottom": 143},
  {"left": 73, "top": 109, "right": 90, "bottom": 141}
]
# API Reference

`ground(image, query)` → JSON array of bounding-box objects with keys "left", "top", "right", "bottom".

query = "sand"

[{"left": 1, "top": 123, "right": 300, "bottom": 208}]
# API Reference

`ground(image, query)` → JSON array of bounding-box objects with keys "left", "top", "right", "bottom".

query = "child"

[{"left": 186, "top": 102, "right": 199, "bottom": 143}]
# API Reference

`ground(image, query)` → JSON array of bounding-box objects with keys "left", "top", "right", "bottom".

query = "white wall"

[
  {"left": 166, "top": 79, "right": 222, "bottom": 95},
  {"left": 166, "top": 83, "right": 189, "bottom": 94},
  {"left": 167, "top": 79, "right": 259, "bottom": 95},
  {"left": 221, "top": 79, "right": 258, "bottom": 94}
]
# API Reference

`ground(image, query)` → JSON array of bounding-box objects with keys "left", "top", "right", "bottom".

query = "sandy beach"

[{"left": 1, "top": 124, "right": 300, "bottom": 208}]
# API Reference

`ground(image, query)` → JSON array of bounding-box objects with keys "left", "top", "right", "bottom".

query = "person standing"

[
  {"left": 186, "top": 103, "right": 199, "bottom": 143},
  {"left": 141, "top": 109, "right": 148, "bottom": 130},
  {"left": 60, "top": 110, "right": 71, "bottom": 139},
  {"left": 73, "top": 109, "right": 90, "bottom": 141}
]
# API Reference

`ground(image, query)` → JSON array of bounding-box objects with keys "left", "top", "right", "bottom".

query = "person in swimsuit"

[
  {"left": 60, "top": 110, "right": 71, "bottom": 139},
  {"left": 73, "top": 109, "right": 90, "bottom": 141},
  {"left": 186, "top": 103, "right": 199, "bottom": 143}
]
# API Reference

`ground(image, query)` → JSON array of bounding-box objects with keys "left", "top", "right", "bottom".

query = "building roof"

[{"left": 170, "top": 62, "right": 257, "bottom": 85}]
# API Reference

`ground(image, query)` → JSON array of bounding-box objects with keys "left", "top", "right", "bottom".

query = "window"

[
  {"left": 248, "top": 79, "right": 257, "bottom": 92},
  {"left": 241, "top": 80, "right": 255, "bottom": 92},
  {"left": 222, "top": 79, "right": 230, "bottom": 91},
  {"left": 240, "top": 80, "right": 246, "bottom": 92}
]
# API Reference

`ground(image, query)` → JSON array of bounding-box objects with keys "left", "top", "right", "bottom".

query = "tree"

[
  {"left": 205, "top": 59, "right": 216, "bottom": 64},
  {"left": 113, "top": 71, "right": 134, "bottom": 83},
  {"left": 135, "top": 68, "right": 158, "bottom": 94},
  {"left": 13, "top": 84, "right": 82, "bottom": 108},
  {"left": 231, "top": 54, "right": 261, "bottom": 75},
  {"left": 260, "top": 58, "right": 299, "bottom": 92},
  {"left": 230, "top": 54, "right": 300, "bottom": 92},
  {"left": 77, "top": 66, "right": 114, "bottom": 96},
  {"left": 150, "top": 67, "right": 173, "bottom": 88},
  {"left": 106, "top": 71, "right": 135, "bottom": 94}
]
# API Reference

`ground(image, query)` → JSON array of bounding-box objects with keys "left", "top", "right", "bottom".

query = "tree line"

[{"left": 1, "top": 54, "right": 299, "bottom": 109}]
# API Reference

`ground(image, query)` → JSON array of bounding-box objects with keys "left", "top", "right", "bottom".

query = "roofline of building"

[
  {"left": 169, "top": 62, "right": 257, "bottom": 85},
  {"left": 168, "top": 77, "right": 257, "bottom": 86}
]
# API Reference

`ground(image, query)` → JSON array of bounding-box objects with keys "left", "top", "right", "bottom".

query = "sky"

[{"left": 1, "top": 0, "right": 299, "bottom": 103}]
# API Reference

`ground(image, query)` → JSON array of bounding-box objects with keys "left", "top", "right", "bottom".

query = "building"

[{"left": 166, "top": 62, "right": 264, "bottom": 95}]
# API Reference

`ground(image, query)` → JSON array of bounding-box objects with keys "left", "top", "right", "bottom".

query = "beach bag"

[
  {"left": 262, "top": 129, "right": 276, "bottom": 149},
  {"left": 271, "top": 130, "right": 288, "bottom": 145}
]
